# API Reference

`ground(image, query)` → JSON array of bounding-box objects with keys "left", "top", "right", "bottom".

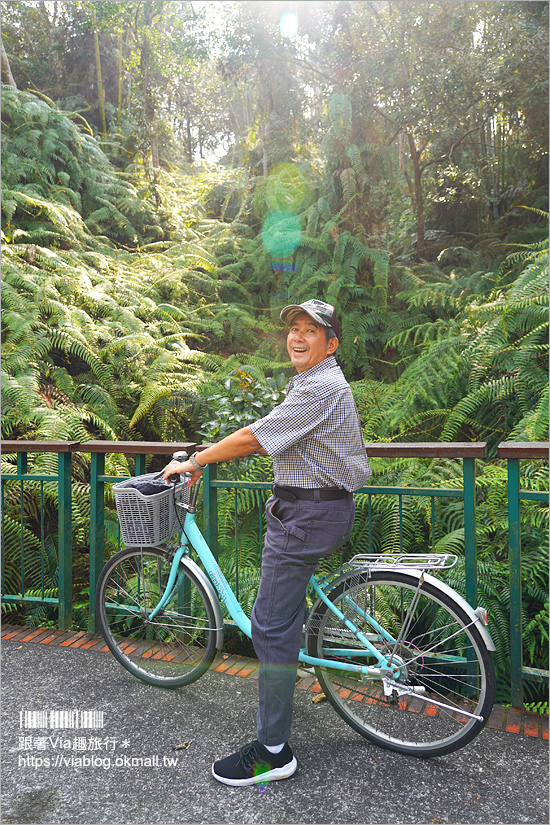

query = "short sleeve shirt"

[{"left": 249, "top": 356, "right": 371, "bottom": 491}]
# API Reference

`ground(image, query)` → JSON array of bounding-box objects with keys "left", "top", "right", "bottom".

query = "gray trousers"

[{"left": 251, "top": 492, "right": 355, "bottom": 745}]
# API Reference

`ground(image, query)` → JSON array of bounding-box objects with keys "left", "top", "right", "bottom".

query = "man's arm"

[{"left": 163, "top": 426, "right": 266, "bottom": 485}]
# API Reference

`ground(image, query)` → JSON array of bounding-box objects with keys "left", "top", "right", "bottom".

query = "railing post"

[
  {"left": 135, "top": 454, "right": 146, "bottom": 475},
  {"left": 88, "top": 452, "right": 105, "bottom": 633},
  {"left": 202, "top": 463, "right": 219, "bottom": 562},
  {"left": 508, "top": 457, "right": 523, "bottom": 708},
  {"left": 57, "top": 451, "right": 73, "bottom": 630},
  {"left": 17, "top": 452, "right": 28, "bottom": 597},
  {"left": 462, "top": 457, "right": 477, "bottom": 608}
]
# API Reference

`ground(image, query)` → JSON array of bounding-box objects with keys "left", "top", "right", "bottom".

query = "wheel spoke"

[
  {"left": 309, "top": 569, "right": 495, "bottom": 757},
  {"left": 97, "top": 548, "right": 218, "bottom": 687}
]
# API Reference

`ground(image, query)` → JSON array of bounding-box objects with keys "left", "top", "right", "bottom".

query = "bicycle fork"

[{"left": 147, "top": 546, "right": 188, "bottom": 620}]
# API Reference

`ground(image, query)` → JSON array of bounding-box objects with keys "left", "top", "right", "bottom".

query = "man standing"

[{"left": 163, "top": 299, "right": 371, "bottom": 786}]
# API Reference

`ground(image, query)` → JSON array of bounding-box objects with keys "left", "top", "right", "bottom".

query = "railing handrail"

[
  {"left": 79, "top": 441, "right": 198, "bottom": 455},
  {"left": 364, "top": 442, "right": 487, "bottom": 457},
  {"left": 1, "top": 440, "right": 81, "bottom": 453},
  {"left": 497, "top": 442, "right": 549, "bottom": 459},
  {"left": 2, "top": 440, "right": 488, "bottom": 458},
  {"left": 1, "top": 440, "right": 200, "bottom": 455}
]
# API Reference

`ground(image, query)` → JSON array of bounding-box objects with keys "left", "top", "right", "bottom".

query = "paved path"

[{"left": 1, "top": 629, "right": 548, "bottom": 825}]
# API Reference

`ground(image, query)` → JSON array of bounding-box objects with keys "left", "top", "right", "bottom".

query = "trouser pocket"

[
  {"left": 267, "top": 497, "right": 309, "bottom": 542},
  {"left": 267, "top": 495, "right": 354, "bottom": 561},
  {"left": 301, "top": 500, "right": 355, "bottom": 559}
]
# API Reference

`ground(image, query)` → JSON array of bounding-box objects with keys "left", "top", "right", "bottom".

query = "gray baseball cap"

[{"left": 280, "top": 299, "right": 341, "bottom": 340}]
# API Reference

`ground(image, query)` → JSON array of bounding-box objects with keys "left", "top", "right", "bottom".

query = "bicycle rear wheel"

[
  {"left": 307, "top": 569, "right": 495, "bottom": 757},
  {"left": 96, "top": 546, "right": 218, "bottom": 688}
]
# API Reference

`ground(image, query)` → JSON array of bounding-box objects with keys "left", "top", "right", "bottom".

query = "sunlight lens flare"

[
  {"left": 280, "top": 12, "right": 298, "bottom": 39},
  {"left": 264, "top": 163, "right": 307, "bottom": 214},
  {"left": 261, "top": 211, "right": 301, "bottom": 259},
  {"left": 259, "top": 163, "right": 305, "bottom": 262}
]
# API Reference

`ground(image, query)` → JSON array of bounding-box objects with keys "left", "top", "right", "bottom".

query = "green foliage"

[
  {"left": 1, "top": 86, "right": 162, "bottom": 246},
  {"left": 1, "top": 5, "right": 548, "bottom": 706},
  {"left": 351, "top": 226, "right": 549, "bottom": 452},
  {"left": 199, "top": 367, "right": 287, "bottom": 441},
  {"left": 1, "top": 88, "right": 283, "bottom": 449}
]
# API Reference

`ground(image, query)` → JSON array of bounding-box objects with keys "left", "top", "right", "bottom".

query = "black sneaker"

[{"left": 212, "top": 740, "right": 297, "bottom": 787}]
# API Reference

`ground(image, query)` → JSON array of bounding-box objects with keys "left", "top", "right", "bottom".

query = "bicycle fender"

[
  {"left": 418, "top": 570, "right": 496, "bottom": 652},
  {"left": 178, "top": 555, "right": 225, "bottom": 651}
]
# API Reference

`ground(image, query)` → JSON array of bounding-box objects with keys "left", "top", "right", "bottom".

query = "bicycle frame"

[
  {"left": 98, "top": 476, "right": 497, "bottom": 753},
  {"left": 149, "top": 494, "right": 411, "bottom": 679},
  {"left": 169, "top": 506, "right": 489, "bottom": 723}
]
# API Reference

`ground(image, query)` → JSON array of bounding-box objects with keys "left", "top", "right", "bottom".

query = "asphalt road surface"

[{"left": 1, "top": 640, "right": 548, "bottom": 825}]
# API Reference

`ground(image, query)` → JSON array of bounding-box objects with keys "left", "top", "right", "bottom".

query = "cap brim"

[{"left": 280, "top": 304, "right": 330, "bottom": 326}]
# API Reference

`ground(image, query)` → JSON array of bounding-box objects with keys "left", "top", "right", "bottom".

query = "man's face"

[{"left": 286, "top": 312, "right": 338, "bottom": 373}]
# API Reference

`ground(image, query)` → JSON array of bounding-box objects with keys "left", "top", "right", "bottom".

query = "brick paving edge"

[{"left": 2, "top": 624, "right": 547, "bottom": 739}]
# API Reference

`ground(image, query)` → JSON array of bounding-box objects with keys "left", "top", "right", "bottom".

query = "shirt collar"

[{"left": 288, "top": 356, "right": 339, "bottom": 389}]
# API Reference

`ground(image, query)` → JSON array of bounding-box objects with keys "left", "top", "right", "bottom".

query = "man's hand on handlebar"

[{"left": 163, "top": 460, "right": 204, "bottom": 487}]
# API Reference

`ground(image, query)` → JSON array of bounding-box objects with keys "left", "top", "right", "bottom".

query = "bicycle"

[{"left": 95, "top": 451, "right": 496, "bottom": 758}]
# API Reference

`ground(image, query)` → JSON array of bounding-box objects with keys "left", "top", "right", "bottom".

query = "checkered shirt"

[{"left": 249, "top": 357, "right": 371, "bottom": 491}]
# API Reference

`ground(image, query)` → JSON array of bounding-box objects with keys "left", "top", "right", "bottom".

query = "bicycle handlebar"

[
  {"left": 167, "top": 451, "right": 202, "bottom": 509},
  {"left": 165, "top": 450, "right": 190, "bottom": 485}
]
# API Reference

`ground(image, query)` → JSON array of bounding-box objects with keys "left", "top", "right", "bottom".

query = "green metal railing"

[
  {"left": 497, "top": 442, "right": 549, "bottom": 707},
  {"left": 1, "top": 440, "right": 79, "bottom": 630},
  {"left": 1, "top": 439, "right": 548, "bottom": 706},
  {"left": 203, "top": 442, "right": 485, "bottom": 609}
]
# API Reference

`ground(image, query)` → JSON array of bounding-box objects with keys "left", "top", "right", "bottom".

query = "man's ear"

[{"left": 327, "top": 337, "right": 339, "bottom": 355}]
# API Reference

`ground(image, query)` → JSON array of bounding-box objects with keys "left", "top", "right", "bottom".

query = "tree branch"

[{"left": 419, "top": 124, "right": 487, "bottom": 173}]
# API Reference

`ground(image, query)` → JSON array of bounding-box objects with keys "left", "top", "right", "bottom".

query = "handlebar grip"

[{"left": 167, "top": 474, "right": 181, "bottom": 484}]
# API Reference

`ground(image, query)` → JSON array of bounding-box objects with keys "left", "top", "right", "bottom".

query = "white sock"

[{"left": 264, "top": 743, "right": 285, "bottom": 754}]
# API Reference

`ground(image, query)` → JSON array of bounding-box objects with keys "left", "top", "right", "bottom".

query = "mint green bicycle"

[{"left": 95, "top": 452, "right": 496, "bottom": 758}]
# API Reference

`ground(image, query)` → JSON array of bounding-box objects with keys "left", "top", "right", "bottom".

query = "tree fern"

[{"left": 328, "top": 93, "right": 353, "bottom": 144}]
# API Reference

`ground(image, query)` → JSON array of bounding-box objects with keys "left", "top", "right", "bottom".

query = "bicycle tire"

[
  {"left": 307, "top": 568, "right": 495, "bottom": 757},
  {"left": 96, "top": 545, "right": 218, "bottom": 688}
]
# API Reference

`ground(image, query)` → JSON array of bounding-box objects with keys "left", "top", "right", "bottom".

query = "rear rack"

[{"left": 347, "top": 553, "right": 458, "bottom": 571}]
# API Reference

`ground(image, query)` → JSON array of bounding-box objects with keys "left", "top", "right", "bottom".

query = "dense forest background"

[{"left": 1, "top": 1, "right": 548, "bottom": 707}]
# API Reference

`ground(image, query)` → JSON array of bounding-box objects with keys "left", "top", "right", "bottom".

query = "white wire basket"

[{"left": 113, "top": 473, "right": 189, "bottom": 546}]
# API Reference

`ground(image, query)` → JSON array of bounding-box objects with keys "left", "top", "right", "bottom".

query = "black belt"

[{"left": 272, "top": 484, "right": 349, "bottom": 502}]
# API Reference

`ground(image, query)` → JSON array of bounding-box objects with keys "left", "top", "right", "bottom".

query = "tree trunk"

[
  {"left": 140, "top": 3, "right": 160, "bottom": 174},
  {"left": 185, "top": 115, "right": 193, "bottom": 163},
  {"left": 117, "top": 30, "right": 124, "bottom": 127},
  {"left": 92, "top": 7, "right": 107, "bottom": 136},
  {"left": 1, "top": 41, "right": 17, "bottom": 88},
  {"left": 260, "top": 117, "right": 268, "bottom": 177},
  {"left": 150, "top": 129, "right": 160, "bottom": 171},
  {"left": 407, "top": 133, "right": 425, "bottom": 260}
]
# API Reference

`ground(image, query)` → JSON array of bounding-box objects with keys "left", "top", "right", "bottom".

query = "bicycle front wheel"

[
  {"left": 307, "top": 569, "right": 495, "bottom": 757},
  {"left": 96, "top": 546, "right": 218, "bottom": 688}
]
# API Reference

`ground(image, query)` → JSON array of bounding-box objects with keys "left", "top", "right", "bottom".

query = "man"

[{"left": 163, "top": 299, "right": 371, "bottom": 786}]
